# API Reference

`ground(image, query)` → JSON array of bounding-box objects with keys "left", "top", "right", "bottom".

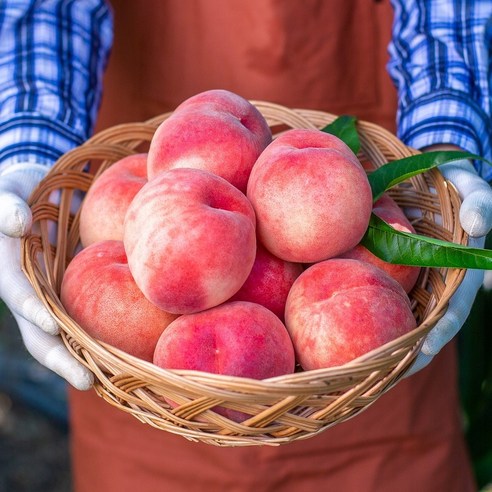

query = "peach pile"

[{"left": 61, "top": 89, "right": 421, "bottom": 420}]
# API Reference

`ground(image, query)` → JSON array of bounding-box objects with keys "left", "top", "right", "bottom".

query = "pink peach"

[
  {"left": 124, "top": 167, "right": 257, "bottom": 314},
  {"left": 60, "top": 240, "right": 178, "bottom": 361},
  {"left": 285, "top": 258, "right": 417, "bottom": 370},
  {"left": 247, "top": 129, "right": 373, "bottom": 263},
  {"left": 153, "top": 301, "right": 296, "bottom": 421},
  {"left": 79, "top": 153, "right": 148, "bottom": 248},
  {"left": 147, "top": 89, "right": 272, "bottom": 192},
  {"left": 339, "top": 193, "right": 421, "bottom": 293},
  {"left": 229, "top": 242, "right": 303, "bottom": 320}
]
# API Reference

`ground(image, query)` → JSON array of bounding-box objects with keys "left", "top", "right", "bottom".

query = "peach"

[
  {"left": 246, "top": 129, "right": 373, "bottom": 263},
  {"left": 338, "top": 194, "right": 421, "bottom": 293},
  {"left": 285, "top": 258, "right": 417, "bottom": 370},
  {"left": 79, "top": 153, "right": 148, "bottom": 248},
  {"left": 153, "top": 301, "right": 296, "bottom": 421},
  {"left": 124, "top": 167, "right": 257, "bottom": 314},
  {"left": 229, "top": 242, "right": 303, "bottom": 321},
  {"left": 147, "top": 89, "right": 272, "bottom": 192},
  {"left": 60, "top": 240, "right": 178, "bottom": 361}
]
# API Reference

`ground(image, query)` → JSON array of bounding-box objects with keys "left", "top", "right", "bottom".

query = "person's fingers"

[
  {"left": 404, "top": 351, "right": 434, "bottom": 377},
  {"left": 422, "top": 264, "right": 484, "bottom": 357},
  {"left": 0, "top": 164, "right": 48, "bottom": 237},
  {"left": 459, "top": 188, "right": 492, "bottom": 238},
  {"left": 0, "top": 191, "right": 33, "bottom": 237},
  {"left": 483, "top": 270, "right": 492, "bottom": 291},
  {"left": 0, "top": 234, "right": 59, "bottom": 335},
  {"left": 0, "top": 163, "right": 49, "bottom": 199},
  {"left": 15, "top": 313, "right": 94, "bottom": 391},
  {"left": 439, "top": 160, "right": 492, "bottom": 237},
  {"left": 405, "top": 265, "right": 483, "bottom": 377}
]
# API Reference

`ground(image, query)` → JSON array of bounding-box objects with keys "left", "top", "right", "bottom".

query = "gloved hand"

[
  {"left": 407, "top": 155, "right": 492, "bottom": 375},
  {"left": 0, "top": 163, "right": 93, "bottom": 390}
]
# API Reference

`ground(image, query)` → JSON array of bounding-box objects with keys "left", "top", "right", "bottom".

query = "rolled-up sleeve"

[
  {"left": 388, "top": 0, "right": 492, "bottom": 181},
  {"left": 0, "top": 0, "right": 113, "bottom": 169}
]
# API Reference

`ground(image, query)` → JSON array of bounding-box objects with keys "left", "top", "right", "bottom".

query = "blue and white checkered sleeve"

[
  {"left": 388, "top": 0, "right": 492, "bottom": 181},
  {"left": 0, "top": 0, "right": 113, "bottom": 171}
]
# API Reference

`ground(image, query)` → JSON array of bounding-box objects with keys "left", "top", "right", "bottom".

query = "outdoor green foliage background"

[{"left": 459, "top": 233, "right": 492, "bottom": 490}]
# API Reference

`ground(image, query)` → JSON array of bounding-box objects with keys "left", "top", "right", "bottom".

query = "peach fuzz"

[
  {"left": 79, "top": 153, "right": 148, "bottom": 248},
  {"left": 147, "top": 89, "right": 272, "bottom": 192},
  {"left": 153, "top": 301, "right": 296, "bottom": 421},
  {"left": 285, "top": 258, "right": 416, "bottom": 370},
  {"left": 124, "top": 167, "right": 257, "bottom": 315},
  {"left": 338, "top": 193, "right": 421, "bottom": 293},
  {"left": 246, "top": 129, "right": 373, "bottom": 263},
  {"left": 229, "top": 242, "right": 303, "bottom": 321},
  {"left": 60, "top": 240, "right": 178, "bottom": 362}
]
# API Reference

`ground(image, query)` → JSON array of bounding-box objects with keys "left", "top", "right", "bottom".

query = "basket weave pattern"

[{"left": 22, "top": 102, "right": 466, "bottom": 446}]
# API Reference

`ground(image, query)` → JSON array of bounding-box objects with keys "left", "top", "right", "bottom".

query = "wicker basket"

[{"left": 21, "top": 102, "right": 467, "bottom": 447}]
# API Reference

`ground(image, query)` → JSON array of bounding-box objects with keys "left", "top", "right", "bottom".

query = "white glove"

[
  {"left": 0, "top": 163, "right": 93, "bottom": 390},
  {"left": 407, "top": 158, "right": 492, "bottom": 375}
]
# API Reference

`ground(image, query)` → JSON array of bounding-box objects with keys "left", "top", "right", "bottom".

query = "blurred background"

[
  {"left": 0, "top": 241, "right": 491, "bottom": 491},
  {"left": 0, "top": 302, "right": 71, "bottom": 492}
]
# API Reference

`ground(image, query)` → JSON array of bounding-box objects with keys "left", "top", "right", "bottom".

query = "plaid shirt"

[
  {"left": 388, "top": 0, "right": 492, "bottom": 180},
  {"left": 0, "top": 0, "right": 112, "bottom": 169},
  {"left": 0, "top": 1, "right": 491, "bottom": 181}
]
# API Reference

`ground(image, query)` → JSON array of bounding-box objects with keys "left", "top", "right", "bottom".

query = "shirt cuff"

[
  {"left": 397, "top": 89, "right": 492, "bottom": 182},
  {"left": 0, "top": 113, "right": 85, "bottom": 170}
]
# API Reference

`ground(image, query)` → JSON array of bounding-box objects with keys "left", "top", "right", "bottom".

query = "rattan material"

[{"left": 21, "top": 102, "right": 467, "bottom": 447}]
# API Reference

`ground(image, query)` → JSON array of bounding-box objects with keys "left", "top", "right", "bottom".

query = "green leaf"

[
  {"left": 321, "top": 115, "right": 360, "bottom": 155},
  {"left": 361, "top": 214, "right": 492, "bottom": 269},
  {"left": 368, "top": 150, "right": 491, "bottom": 202},
  {"left": 474, "top": 450, "right": 492, "bottom": 490}
]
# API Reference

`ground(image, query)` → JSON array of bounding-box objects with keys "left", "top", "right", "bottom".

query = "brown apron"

[{"left": 70, "top": 1, "right": 476, "bottom": 490}]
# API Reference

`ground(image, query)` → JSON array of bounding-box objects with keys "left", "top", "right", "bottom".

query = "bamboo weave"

[{"left": 21, "top": 102, "right": 466, "bottom": 446}]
